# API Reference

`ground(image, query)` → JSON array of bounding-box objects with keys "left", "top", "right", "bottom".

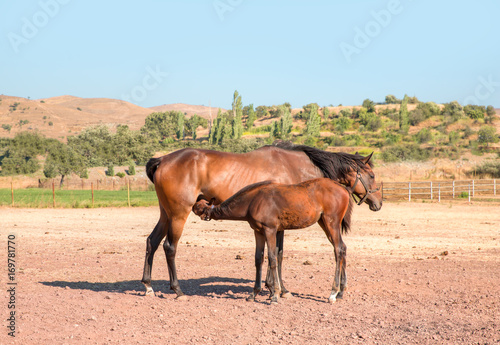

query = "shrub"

[
  {"left": 381, "top": 143, "right": 430, "bottom": 162},
  {"left": 116, "top": 172, "right": 126, "bottom": 178},
  {"left": 106, "top": 165, "right": 114, "bottom": 176},
  {"left": 415, "top": 128, "right": 432, "bottom": 143},
  {"left": 128, "top": 164, "right": 136, "bottom": 175},
  {"left": 472, "top": 161, "right": 500, "bottom": 178},
  {"left": 48, "top": 121, "right": 53, "bottom": 126},
  {"left": 458, "top": 192, "right": 469, "bottom": 199}
]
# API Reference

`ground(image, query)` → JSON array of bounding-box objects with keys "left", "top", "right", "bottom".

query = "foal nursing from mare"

[{"left": 193, "top": 178, "right": 357, "bottom": 304}]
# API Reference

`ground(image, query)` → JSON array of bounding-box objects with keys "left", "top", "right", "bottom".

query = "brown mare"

[
  {"left": 192, "top": 178, "right": 363, "bottom": 304},
  {"left": 142, "top": 142, "right": 382, "bottom": 298}
]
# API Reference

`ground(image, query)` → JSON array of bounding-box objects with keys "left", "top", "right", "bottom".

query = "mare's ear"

[
  {"left": 363, "top": 152, "right": 374, "bottom": 165},
  {"left": 208, "top": 197, "right": 216, "bottom": 206}
]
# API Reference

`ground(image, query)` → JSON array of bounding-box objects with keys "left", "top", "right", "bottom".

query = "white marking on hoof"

[
  {"left": 145, "top": 287, "right": 155, "bottom": 296},
  {"left": 329, "top": 292, "right": 338, "bottom": 304},
  {"left": 175, "top": 295, "right": 188, "bottom": 301}
]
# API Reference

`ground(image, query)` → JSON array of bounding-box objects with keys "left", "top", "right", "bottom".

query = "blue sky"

[{"left": 1, "top": 0, "right": 499, "bottom": 109}]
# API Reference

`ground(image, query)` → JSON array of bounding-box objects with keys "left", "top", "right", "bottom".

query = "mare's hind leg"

[
  {"left": 247, "top": 230, "right": 266, "bottom": 302},
  {"left": 265, "top": 231, "right": 291, "bottom": 298},
  {"left": 318, "top": 217, "right": 346, "bottom": 304},
  {"left": 141, "top": 207, "right": 168, "bottom": 296},
  {"left": 163, "top": 211, "right": 190, "bottom": 299}
]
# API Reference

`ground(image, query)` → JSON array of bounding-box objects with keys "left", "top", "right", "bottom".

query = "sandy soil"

[{"left": 1, "top": 202, "right": 499, "bottom": 344}]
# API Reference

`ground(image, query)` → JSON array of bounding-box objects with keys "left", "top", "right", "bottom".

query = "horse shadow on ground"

[
  {"left": 41, "top": 276, "right": 262, "bottom": 300},
  {"left": 40, "top": 277, "right": 329, "bottom": 303}
]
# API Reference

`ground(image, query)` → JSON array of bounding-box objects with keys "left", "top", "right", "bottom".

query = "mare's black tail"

[{"left": 146, "top": 157, "right": 162, "bottom": 183}]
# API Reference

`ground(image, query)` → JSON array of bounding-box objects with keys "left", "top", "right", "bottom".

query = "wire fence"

[{"left": 382, "top": 179, "right": 499, "bottom": 202}]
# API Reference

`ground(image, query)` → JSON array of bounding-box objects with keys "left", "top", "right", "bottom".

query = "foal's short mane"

[
  {"left": 215, "top": 180, "right": 274, "bottom": 216},
  {"left": 272, "top": 141, "right": 373, "bottom": 181}
]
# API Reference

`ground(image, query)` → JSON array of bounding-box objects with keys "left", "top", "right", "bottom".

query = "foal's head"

[
  {"left": 348, "top": 152, "right": 383, "bottom": 211},
  {"left": 192, "top": 198, "right": 216, "bottom": 221}
]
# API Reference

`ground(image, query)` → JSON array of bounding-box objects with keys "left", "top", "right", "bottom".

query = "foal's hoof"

[
  {"left": 144, "top": 287, "right": 155, "bottom": 297},
  {"left": 175, "top": 295, "right": 188, "bottom": 301},
  {"left": 281, "top": 291, "right": 293, "bottom": 299},
  {"left": 270, "top": 297, "right": 279, "bottom": 305}
]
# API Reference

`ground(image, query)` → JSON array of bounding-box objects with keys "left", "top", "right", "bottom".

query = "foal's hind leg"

[
  {"left": 318, "top": 217, "right": 346, "bottom": 303},
  {"left": 265, "top": 231, "right": 291, "bottom": 298},
  {"left": 141, "top": 207, "right": 168, "bottom": 296}
]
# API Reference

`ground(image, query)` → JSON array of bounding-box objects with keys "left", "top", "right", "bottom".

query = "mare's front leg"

[
  {"left": 141, "top": 207, "right": 168, "bottom": 296},
  {"left": 247, "top": 230, "right": 266, "bottom": 301},
  {"left": 163, "top": 212, "right": 190, "bottom": 299}
]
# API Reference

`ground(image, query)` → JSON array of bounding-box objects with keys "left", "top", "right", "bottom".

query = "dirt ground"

[{"left": 1, "top": 201, "right": 499, "bottom": 344}]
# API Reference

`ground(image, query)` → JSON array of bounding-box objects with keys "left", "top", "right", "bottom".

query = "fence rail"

[{"left": 382, "top": 179, "right": 498, "bottom": 202}]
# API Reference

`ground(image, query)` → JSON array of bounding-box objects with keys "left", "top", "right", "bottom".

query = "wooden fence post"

[
  {"left": 408, "top": 182, "right": 411, "bottom": 202},
  {"left": 468, "top": 184, "right": 471, "bottom": 203},
  {"left": 381, "top": 181, "right": 384, "bottom": 201},
  {"left": 438, "top": 183, "right": 441, "bottom": 202},
  {"left": 495, "top": 179, "right": 497, "bottom": 196},
  {"left": 11, "top": 182, "right": 14, "bottom": 207},
  {"left": 472, "top": 180, "right": 475, "bottom": 197},
  {"left": 452, "top": 180, "right": 455, "bottom": 198},
  {"left": 91, "top": 182, "right": 95, "bottom": 208},
  {"left": 430, "top": 181, "right": 433, "bottom": 200}
]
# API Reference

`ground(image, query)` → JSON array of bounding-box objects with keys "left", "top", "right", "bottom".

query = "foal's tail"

[
  {"left": 146, "top": 157, "right": 162, "bottom": 183},
  {"left": 341, "top": 197, "right": 354, "bottom": 235}
]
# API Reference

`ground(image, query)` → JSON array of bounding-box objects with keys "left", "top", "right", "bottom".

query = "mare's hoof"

[
  {"left": 270, "top": 297, "right": 279, "bottom": 305},
  {"left": 144, "top": 287, "right": 155, "bottom": 297},
  {"left": 281, "top": 291, "right": 293, "bottom": 299},
  {"left": 175, "top": 295, "right": 188, "bottom": 301}
]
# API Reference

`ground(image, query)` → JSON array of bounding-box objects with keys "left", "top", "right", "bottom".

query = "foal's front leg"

[
  {"left": 265, "top": 227, "right": 281, "bottom": 304},
  {"left": 247, "top": 231, "right": 265, "bottom": 301}
]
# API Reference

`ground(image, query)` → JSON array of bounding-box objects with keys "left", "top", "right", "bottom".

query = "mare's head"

[
  {"left": 192, "top": 198, "right": 216, "bottom": 221},
  {"left": 349, "top": 152, "right": 383, "bottom": 211}
]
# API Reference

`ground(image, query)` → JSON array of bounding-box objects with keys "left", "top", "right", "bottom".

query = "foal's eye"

[{"left": 370, "top": 174, "right": 375, "bottom": 179}]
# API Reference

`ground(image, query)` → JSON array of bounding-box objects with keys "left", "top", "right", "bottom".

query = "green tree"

[
  {"left": 362, "top": 99, "right": 376, "bottom": 112},
  {"left": 442, "top": 101, "right": 464, "bottom": 122},
  {"left": 176, "top": 112, "right": 185, "bottom": 139},
  {"left": 323, "top": 107, "right": 330, "bottom": 120},
  {"left": 245, "top": 104, "right": 256, "bottom": 129},
  {"left": 231, "top": 90, "right": 243, "bottom": 139},
  {"left": 141, "top": 111, "right": 178, "bottom": 140},
  {"left": 279, "top": 105, "right": 293, "bottom": 140},
  {"left": 486, "top": 105, "right": 496, "bottom": 123},
  {"left": 44, "top": 142, "right": 86, "bottom": 186},
  {"left": 305, "top": 103, "right": 321, "bottom": 138},
  {"left": 185, "top": 114, "right": 207, "bottom": 140},
  {"left": 106, "top": 164, "right": 115, "bottom": 177},
  {"left": 399, "top": 95, "right": 410, "bottom": 134},
  {"left": 1, "top": 124, "right": 12, "bottom": 132},
  {"left": 128, "top": 163, "right": 136, "bottom": 176},
  {"left": 385, "top": 94, "right": 400, "bottom": 104},
  {"left": 477, "top": 125, "right": 499, "bottom": 147},
  {"left": 0, "top": 132, "right": 47, "bottom": 175}
]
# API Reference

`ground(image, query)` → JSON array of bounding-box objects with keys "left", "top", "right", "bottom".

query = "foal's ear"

[
  {"left": 208, "top": 197, "right": 216, "bottom": 206},
  {"left": 363, "top": 152, "right": 374, "bottom": 165}
]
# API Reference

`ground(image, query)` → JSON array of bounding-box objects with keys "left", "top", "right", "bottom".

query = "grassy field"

[{"left": 0, "top": 188, "right": 159, "bottom": 208}]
